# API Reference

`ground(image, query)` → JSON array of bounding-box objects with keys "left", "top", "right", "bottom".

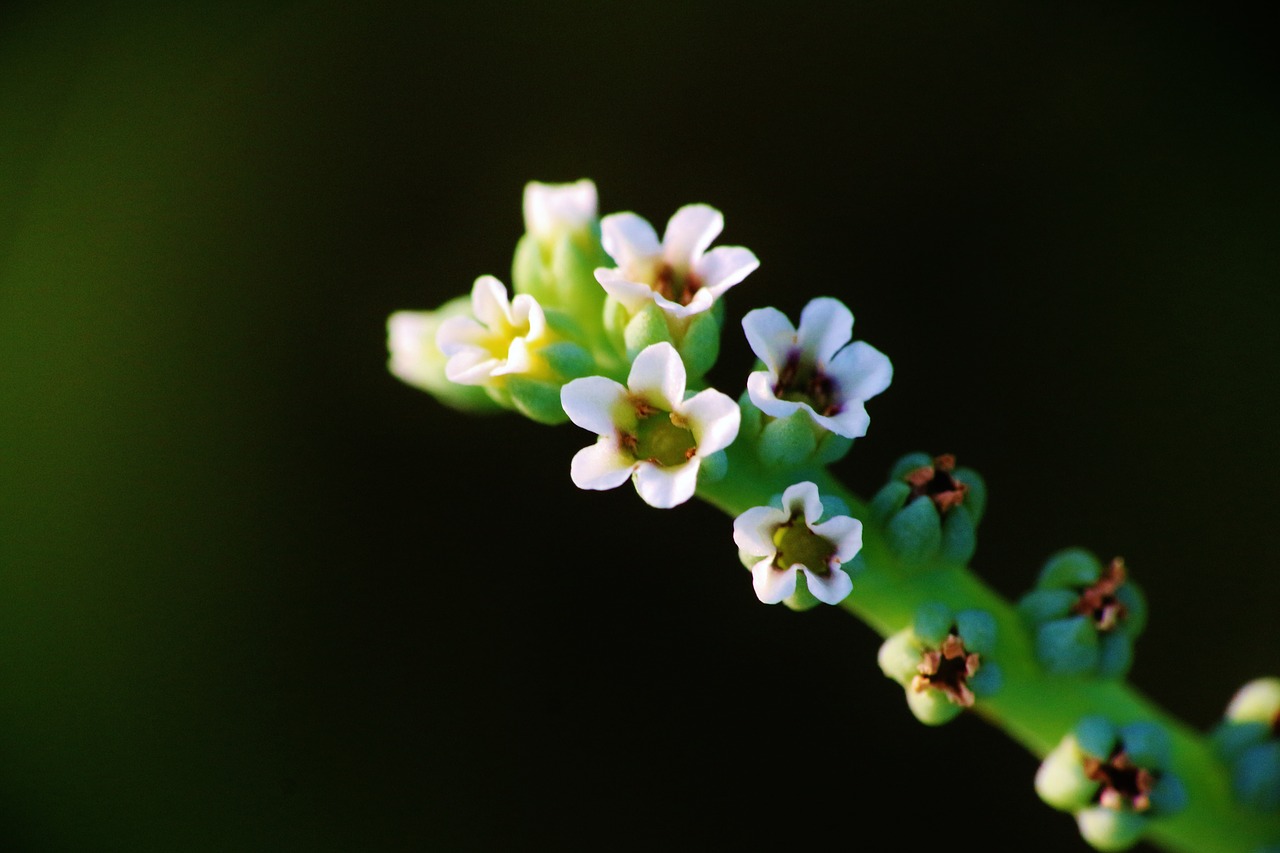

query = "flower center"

[
  {"left": 904, "top": 454, "right": 968, "bottom": 514},
  {"left": 652, "top": 262, "right": 704, "bottom": 306},
  {"left": 1084, "top": 749, "right": 1156, "bottom": 812},
  {"left": 627, "top": 403, "right": 697, "bottom": 467},
  {"left": 771, "top": 518, "right": 837, "bottom": 575},
  {"left": 1070, "top": 557, "right": 1129, "bottom": 631},
  {"left": 773, "top": 350, "right": 840, "bottom": 416},
  {"left": 910, "top": 631, "right": 980, "bottom": 706}
]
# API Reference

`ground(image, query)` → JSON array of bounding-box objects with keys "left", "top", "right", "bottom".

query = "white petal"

[
  {"left": 509, "top": 293, "right": 546, "bottom": 341},
  {"left": 741, "top": 307, "right": 797, "bottom": 374},
  {"left": 746, "top": 371, "right": 804, "bottom": 421},
  {"left": 523, "top": 179, "right": 597, "bottom": 239},
  {"left": 811, "top": 515, "right": 864, "bottom": 563},
  {"left": 681, "top": 390, "right": 740, "bottom": 456},
  {"left": 444, "top": 348, "right": 500, "bottom": 385},
  {"left": 633, "top": 461, "right": 700, "bottom": 508},
  {"left": 470, "top": 275, "right": 511, "bottom": 328},
  {"left": 627, "top": 342, "right": 685, "bottom": 408},
  {"left": 802, "top": 566, "right": 853, "bottom": 605},
  {"left": 492, "top": 336, "right": 532, "bottom": 376},
  {"left": 560, "top": 376, "right": 629, "bottom": 435},
  {"left": 601, "top": 213, "right": 661, "bottom": 268},
  {"left": 661, "top": 204, "right": 723, "bottom": 268},
  {"left": 828, "top": 341, "right": 893, "bottom": 402},
  {"left": 434, "top": 315, "right": 488, "bottom": 356},
  {"left": 780, "top": 481, "right": 824, "bottom": 526},
  {"left": 733, "top": 506, "right": 788, "bottom": 556},
  {"left": 694, "top": 246, "right": 759, "bottom": 297},
  {"left": 797, "top": 297, "right": 853, "bottom": 365},
  {"left": 570, "top": 439, "right": 635, "bottom": 491},
  {"left": 594, "top": 268, "right": 657, "bottom": 315},
  {"left": 752, "top": 560, "right": 797, "bottom": 604},
  {"left": 387, "top": 311, "right": 434, "bottom": 379},
  {"left": 814, "top": 405, "right": 871, "bottom": 440}
]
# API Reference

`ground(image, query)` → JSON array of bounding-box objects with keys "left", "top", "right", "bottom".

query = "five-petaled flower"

[
  {"left": 742, "top": 296, "right": 892, "bottom": 439},
  {"left": 732, "top": 481, "right": 863, "bottom": 605},
  {"left": 523, "top": 179, "right": 598, "bottom": 248},
  {"left": 436, "top": 275, "right": 551, "bottom": 386},
  {"left": 594, "top": 204, "right": 758, "bottom": 320},
  {"left": 560, "top": 342, "right": 740, "bottom": 508}
]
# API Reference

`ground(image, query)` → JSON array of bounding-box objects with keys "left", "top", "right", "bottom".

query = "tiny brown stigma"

[
  {"left": 653, "top": 263, "right": 703, "bottom": 306},
  {"left": 904, "top": 453, "right": 968, "bottom": 514},
  {"left": 911, "top": 631, "right": 980, "bottom": 707},
  {"left": 1084, "top": 749, "right": 1156, "bottom": 812},
  {"left": 1071, "top": 557, "right": 1128, "bottom": 632},
  {"left": 774, "top": 351, "right": 839, "bottom": 416}
]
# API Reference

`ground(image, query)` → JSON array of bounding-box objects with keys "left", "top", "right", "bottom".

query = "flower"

[
  {"left": 594, "top": 204, "right": 758, "bottom": 320},
  {"left": 560, "top": 342, "right": 740, "bottom": 508},
  {"left": 436, "top": 275, "right": 551, "bottom": 386},
  {"left": 523, "top": 179, "right": 598, "bottom": 247},
  {"left": 385, "top": 296, "right": 500, "bottom": 414},
  {"left": 732, "top": 481, "right": 863, "bottom": 605},
  {"left": 742, "top": 297, "right": 892, "bottom": 439}
]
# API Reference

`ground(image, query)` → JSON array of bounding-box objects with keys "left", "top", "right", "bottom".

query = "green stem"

[{"left": 697, "top": 443, "right": 1280, "bottom": 853}]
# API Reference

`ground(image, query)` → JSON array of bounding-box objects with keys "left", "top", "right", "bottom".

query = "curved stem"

[{"left": 697, "top": 443, "right": 1280, "bottom": 853}]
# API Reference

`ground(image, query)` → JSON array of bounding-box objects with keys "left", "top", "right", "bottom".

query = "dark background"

[{"left": 2, "top": 2, "right": 1278, "bottom": 850}]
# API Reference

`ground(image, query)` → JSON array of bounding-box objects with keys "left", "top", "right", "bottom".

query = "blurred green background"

[{"left": 2, "top": 2, "right": 1278, "bottom": 850}]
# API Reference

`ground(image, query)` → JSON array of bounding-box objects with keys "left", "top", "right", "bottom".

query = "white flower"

[
  {"left": 732, "top": 481, "right": 863, "bottom": 605},
  {"left": 594, "top": 204, "right": 758, "bottom": 320},
  {"left": 742, "top": 297, "right": 892, "bottom": 439},
  {"left": 436, "top": 275, "right": 550, "bottom": 385},
  {"left": 560, "top": 342, "right": 740, "bottom": 509},
  {"left": 523, "top": 179, "right": 598, "bottom": 245}
]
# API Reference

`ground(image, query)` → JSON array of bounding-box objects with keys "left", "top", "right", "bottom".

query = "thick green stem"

[{"left": 697, "top": 443, "right": 1280, "bottom": 853}]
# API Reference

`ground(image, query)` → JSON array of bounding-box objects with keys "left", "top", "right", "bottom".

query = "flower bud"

[{"left": 870, "top": 453, "right": 982, "bottom": 567}]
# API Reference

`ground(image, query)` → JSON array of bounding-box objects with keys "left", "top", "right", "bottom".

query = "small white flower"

[
  {"left": 523, "top": 179, "right": 598, "bottom": 245},
  {"left": 742, "top": 297, "right": 892, "bottom": 439},
  {"left": 594, "top": 204, "right": 758, "bottom": 320},
  {"left": 560, "top": 342, "right": 740, "bottom": 509},
  {"left": 733, "top": 481, "right": 863, "bottom": 605},
  {"left": 436, "top": 275, "right": 550, "bottom": 385}
]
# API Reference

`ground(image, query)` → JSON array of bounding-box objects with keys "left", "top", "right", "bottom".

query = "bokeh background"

[{"left": 2, "top": 2, "right": 1278, "bottom": 850}]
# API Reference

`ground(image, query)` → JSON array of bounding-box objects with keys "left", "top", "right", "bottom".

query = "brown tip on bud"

[{"left": 905, "top": 454, "right": 969, "bottom": 514}]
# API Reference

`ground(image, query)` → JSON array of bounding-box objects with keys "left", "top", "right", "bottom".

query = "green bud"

[
  {"left": 1035, "top": 735, "right": 1097, "bottom": 811},
  {"left": 1035, "top": 615, "right": 1100, "bottom": 675},
  {"left": 1076, "top": 806, "right": 1147, "bottom": 852},
  {"left": 757, "top": 410, "right": 817, "bottom": 469},
  {"left": 678, "top": 303, "right": 722, "bottom": 379},
  {"left": 623, "top": 302, "right": 675, "bottom": 359},
  {"left": 1235, "top": 742, "right": 1280, "bottom": 812},
  {"left": 905, "top": 683, "right": 963, "bottom": 726},
  {"left": 1040, "top": 548, "right": 1103, "bottom": 589},
  {"left": 505, "top": 376, "right": 568, "bottom": 425},
  {"left": 511, "top": 233, "right": 551, "bottom": 301},
  {"left": 913, "top": 601, "right": 954, "bottom": 646},
  {"left": 885, "top": 496, "right": 942, "bottom": 566},
  {"left": 551, "top": 231, "right": 604, "bottom": 316},
  {"left": 939, "top": 503, "right": 976, "bottom": 564}
]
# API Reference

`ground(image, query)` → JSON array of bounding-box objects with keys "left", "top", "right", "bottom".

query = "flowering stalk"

[{"left": 387, "top": 179, "right": 1280, "bottom": 853}]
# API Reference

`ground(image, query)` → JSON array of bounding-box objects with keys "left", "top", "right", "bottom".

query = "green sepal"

[
  {"left": 954, "top": 466, "right": 986, "bottom": 524},
  {"left": 736, "top": 388, "right": 763, "bottom": 439},
  {"left": 1096, "top": 633, "right": 1134, "bottom": 678},
  {"left": 1074, "top": 716, "right": 1118, "bottom": 761},
  {"left": 813, "top": 432, "right": 853, "bottom": 465},
  {"left": 737, "top": 548, "right": 762, "bottom": 571},
  {"left": 698, "top": 450, "right": 728, "bottom": 482},
  {"left": 1039, "top": 548, "right": 1102, "bottom": 589},
  {"left": 511, "top": 233, "right": 551, "bottom": 301},
  {"left": 623, "top": 302, "right": 675, "bottom": 359},
  {"left": 868, "top": 481, "right": 911, "bottom": 527},
  {"left": 551, "top": 231, "right": 604, "bottom": 314},
  {"left": 955, "top": 609, "right": 997, "bottom": 656},
  {"left": 1150, "top": 773, "right": 1189, "bottom": 816},
  {"left": 1019, "top": 589, "right": 1076, "bottom": 624},
  {"left": 1036, "top": 736, "right": 1097, "bottom": 811},
  {"left": 784, "top": 571, "right": 820, "bottom": 612},
  {"left": 540, "top": 341, "right": 594, "bottom": 381},
  {"left": 905, "top": 683, "right": 963, "bottom": 726},
  {"left": 885, "top": 497, "right": 942, "bottom": 566},
  {"left": 913, "top": 601, "right": 954, "bottom": 646},
  {"left": 1213, "top": 720, "right": 1272, "bottom": 765},
  {"left": 505, "top": 376, "right": 567, "bottom": 425},
  {"left": 1118, "top": 721, "right": 1171, "bottom": 769},
  {"left": 1115, "top": 580, "right": 1147, "bottom": 637},
  {"left": 1076, "top": 806, "right": 1147, "bottom": 852},
  {"left": 818, "top": 493, "right": 851, "bottom": 520},
  {"left": 1234, "top": 741, "right": 1280, "bottom": 812},
  {"left": 678, "top": 302, "right": 722, "bottom": 379},
  {"left": 1036, "top": 616, "right": 1100, "bottom": 674},
  {"left": 969, "top": 661, "right": 1003, "bottom": 697},
  {"left": 757, "top": 410, "right": 816, "bottom": 469},
  {"left": 940, "top": 504, "right": 976, "bottom": 564}
]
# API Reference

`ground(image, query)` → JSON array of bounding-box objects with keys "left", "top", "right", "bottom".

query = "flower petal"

[
  {"left": 681, "top": 389, "right": 740, "bottom": 456},
  {"left": 797, "top": 297, "right": 853, "bottom": 365},
  {"left": 811, "top": 515, "right": 864, "bottom": 563},
  {"left": 509, "top": 293, "right": 546, "bottom": 341},
  {"left": 523, "top": 179, "right": 597, "bottom": 240},
  {"left": 781, "top": 481, "right": 824, "bottom": 526},
  {"left": 741, "top": 308, "right": 796, "bottom": 377},
  {"left": 813, "top": 405, "right": 871, "bottom": 439},
  {"left": 627, "top": 342, "right": 686, "bottom": 409},
  {"left": 594, "top": 269, "right": 657, "bottom": 315},
  {"left": 733, "top": 506, "right": 788, "bottom": 556},
  {"left": 752, "top": 560, "right": 797, "bottom": 604},
  {"left": 803, "top": 566, "right": 853, "bottom": 604},
  {"left": 570, "top": 438, "right": 635, "bottom": 491},
  {"left": 601, "top": 212, "right": 661, "bottom": 268},
  {"left": 434, "top": 315, "right": 488, "bottom": 356},
  {"left": 443, "top": 348, "right": 500, "bottom": 385},
  {"left": 632, "top": 460, "right": 700, "bottom": 508},
  {"left": 560, "top": 376, "right": 629, "bottom": 435},
  {"left": 828, "top": 340, "right": 893, "bottom": 401},
  {"left": 745, "top": 371, "right": 805, "bottom": 420},
  {"left": 470, "top": 275, "right": 511, "bottom": 328},
  {"left": 694, "top": 245, "right": 759, "bottom": 296},
  {"left": 662, "top": 204, "right": 723, "bottom": 268}
]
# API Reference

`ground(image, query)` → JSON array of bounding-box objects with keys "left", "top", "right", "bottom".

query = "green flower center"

[
  {"left": 631, "top": 408, "right": 697, "bottom": 467},
  {"left": 772, "top": 517, "right": 836, "bottom": 575}
]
